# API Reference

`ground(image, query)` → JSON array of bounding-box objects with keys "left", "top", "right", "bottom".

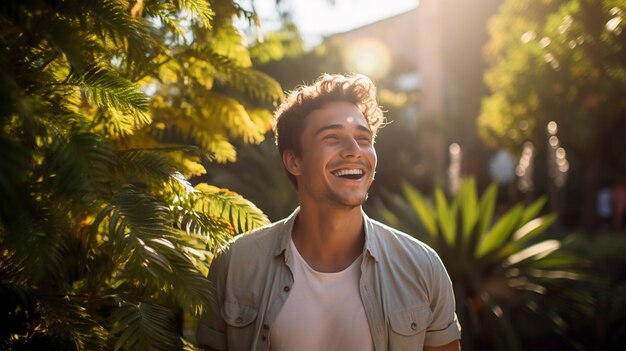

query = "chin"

[{"left": 336, "top": 194, "right": 369, "bottom": 208}]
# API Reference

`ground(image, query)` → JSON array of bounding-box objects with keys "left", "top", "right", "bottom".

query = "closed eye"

[{"left": 357, "top": 136, "right": 372, "bottom": 145}]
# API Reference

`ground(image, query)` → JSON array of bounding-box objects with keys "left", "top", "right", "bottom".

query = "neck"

[{"left": 291, "top": 204, "right": 365, "bottom": 272}]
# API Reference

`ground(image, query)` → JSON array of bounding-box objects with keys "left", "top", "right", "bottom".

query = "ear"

[{"left": 282, "top": 150, "right": 302, "bottom": 176}]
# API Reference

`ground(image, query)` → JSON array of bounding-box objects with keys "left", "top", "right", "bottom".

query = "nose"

[{"left": 340, "top": 137, "right": 361, "bottom": 158}]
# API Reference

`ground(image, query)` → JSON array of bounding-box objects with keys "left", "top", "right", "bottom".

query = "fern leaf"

[
  {"left": 173, "top": 209, "right": 232, "bottom": 248},
  {"left": 192, "top": 133, "right": 238, "bottom": 163},
  {"left": 110, "top": 302, "right": 181, "bottom": 351},
  {"left": 45, "top": 133, "right": 116, "bottom": 195},
  {"left": 73, "top": 66, "right": 150, "bottom": 126},
  {"left": 178, "top": 0, "right": 214, "bottom": 28},
  {"left": 205, "top": 24, "right": 253, "bottom": 67},
  {"left": 38, "top": 293, "right": 109, "bottom": 351},
  {"left": 100, "top": 187, "right": 213, "bottom": 309},
  {"left": 82, "top": 0, "right": 156, "bottom": 48},
  {"left": 193, "top": 183, "right": 270, "bottom": 234},
  {"left": 206, "top": 50, "right": 284, "bottom": 103},
  {"left": 198, "top": 91, "right": 269, "bottom": 143},
  {"left": 117, "top": 149, "right": 195, "bottom": 193}
]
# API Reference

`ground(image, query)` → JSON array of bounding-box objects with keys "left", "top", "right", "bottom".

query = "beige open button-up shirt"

[{"left": 197, "top": 208, "right": 461, "bottom": 350}]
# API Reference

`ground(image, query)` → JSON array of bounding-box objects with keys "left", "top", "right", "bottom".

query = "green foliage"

[
  {"left": 479, "top": 0, "right": 626, "bottom": 232},
  {"left": 205, "top": 138, "right": 299, "bottom": 222},
  {"left": 560, "top": 234, "right": 626, "bottom": 349},
  {"left": 374, "top": 178, "right": 586, "bottom": 350},
  {"left": 0, "top": 0, "right": 288, "bottom": 349},
  {"left": 479, "top": 0, "right": 626, "bottom": 164}
]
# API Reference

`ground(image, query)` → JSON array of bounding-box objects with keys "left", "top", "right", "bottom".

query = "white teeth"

[{"left": 333, "top": 169, "right": 364, "bottom": 177}]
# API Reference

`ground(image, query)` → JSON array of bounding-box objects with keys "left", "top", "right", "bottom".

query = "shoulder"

[
  {"left": 229, "top": 217, "right": 288, "bottom": 254},
  {"left": 209, "top": 218, "right": 290, "bottom": 294},
  {"left": 214, "top": 216, "right": 290, "bottom": 272},
  {"left": 366, "top": 217, "right": 445, "bottom": 277},
  {"left": 369, "top": 218, "right": 440, "bottom": 260}
]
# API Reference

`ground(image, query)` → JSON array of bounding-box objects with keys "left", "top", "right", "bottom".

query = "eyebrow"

[{"left": 315, "top": 124, "right": 372, "bottom": 136}]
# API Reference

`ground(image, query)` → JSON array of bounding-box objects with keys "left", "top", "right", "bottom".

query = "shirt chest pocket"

[
  {"left": 221, "top": 300, "right": 259, "bottom": 349},
  {"left": 388, "top": 305, "right": 432, "bottom": 351}
]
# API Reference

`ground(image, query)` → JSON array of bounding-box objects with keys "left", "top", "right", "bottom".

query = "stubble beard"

[{"left": 327, "top": 186, "right": 370, "bottom": 209}]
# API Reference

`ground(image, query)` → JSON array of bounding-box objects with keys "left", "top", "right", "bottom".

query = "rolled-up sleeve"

[
  {"left": 424, "top": 252, "right": 462, "bottom": 346},
  {"left": 197, "top": 248, "right": 231, "bottom": 350}
]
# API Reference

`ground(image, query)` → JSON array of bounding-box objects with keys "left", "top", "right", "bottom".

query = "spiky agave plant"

[{"left": 373, "top": 178, "right": 586, "bottom": 350}]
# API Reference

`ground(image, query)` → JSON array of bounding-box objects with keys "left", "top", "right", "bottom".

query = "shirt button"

[
  {"left": 263, "top": 324, "right": 269, "bottom": 330},
  {"left": 410, "top": 322, "right": 417, "bottom": 330},
  {"left": 283, "top": 286, "right": 290, "bottom": 292},
  {"left": 262, "top": 335, "right": 267, "bottom": 341}
]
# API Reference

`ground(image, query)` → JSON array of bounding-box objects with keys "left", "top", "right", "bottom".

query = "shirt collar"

[
  {"left": 273, "top": 207, "right": 299, "bottom": 257},
  {"left": 361, "top": 209, "right": 380, "bottom": 262},
  {"left": 272, "top": 207, "right": 380, "bottom": 263}
]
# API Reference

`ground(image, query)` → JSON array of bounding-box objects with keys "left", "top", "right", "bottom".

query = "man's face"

[{"left": 284, "top": 101, "right": 377, "bottom": 209}]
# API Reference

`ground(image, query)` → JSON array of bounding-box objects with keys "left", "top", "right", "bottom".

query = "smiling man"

[{"left": 197, "top": 74, "right": 461, "bottom": 351}]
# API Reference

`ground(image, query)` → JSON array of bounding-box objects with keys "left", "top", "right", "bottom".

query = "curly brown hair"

[{"left": 273, "top": 73, "right": 385, "bottom": 188}]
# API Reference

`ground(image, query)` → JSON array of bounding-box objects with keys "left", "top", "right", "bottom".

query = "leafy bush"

[
  {"left": 373, "top": 178, "right": 585, "bottom": 350},
  {"left": 0, "top": 0, "right": 283, "bottom": 349}
]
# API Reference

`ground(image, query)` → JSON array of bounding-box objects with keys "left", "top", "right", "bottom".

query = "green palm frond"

[
  {"left": 143, "top": 2, "right": 187, "bottom": 42},
  {"left": 2, "top": 0, "right": 283, "bottom": 348},
  {"left": 206, "top": 50, "right": 284, "bottom": 103},
  {"left": 37, "top": 293, "right": 109, "bottom": 351},
  {"left": 71, "top": 66, "right": 150, "bottom": 126},
  {"left": 178, "top": 0, "right": 215, "bottom": 28},
  {"left": 124, "top": 235, "right": 212, "bottom": 310},
  {"left": 117, "top": 149, "right": 195, "bottom": 192},
  {"left": 149, "top": 122, "right": 238, "bottom": 163},
  {"left": 77, "top": 0, "right": 155, "bottom": 47},
  {"left": 43, "top": 22, "right": 109, "bottom": 74},
  {"left": 203, "top": 135, "right": 238, "bottom": 163},
  {"left": 204, "top": 24, "right": 253, "bottom": 66},
  {"left": 192, "top": 184, "right": 270, "bottom": 234},
  {"left": 196, "top": 90, "right": 271, "bottom": 143},
  {"left": 151, "top": 90, "right": 271, "bottom": 154},
  {"left": 18, "top": 225, "right": 77, "bottom": 289},
  {"left": 94, "top": 108, "right": 144, "bottom": 137},
  {"left": 175, "top": 210, "right": 232, "bottom": 253},
  {"left": 93, "top": 187, "right": 212, "bottom": 309},
  {"left": 110, "top": 302, "right": 181, "bottom": 351},
  {"left": 43, "top": 133, "right": 116, "bottom": 196},
  {"left": 0, "top": 135, "right": 32, "bottom": 230},
  {"left": 68, "top": 0, "right": 161, "bottom": 77},
  {"left": 204, "top": 138, "right": 299, "bottom": 222},
  {"left": 3, "top": 200, "right": 82, "bottom": 291},
  {"left": 106, "top": 185, "right": 175, "bottom": 249}
]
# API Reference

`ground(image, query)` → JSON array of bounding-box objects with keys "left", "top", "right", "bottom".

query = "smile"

[{"left": 332, "top": 169, "right": 365, "bottom": 180}]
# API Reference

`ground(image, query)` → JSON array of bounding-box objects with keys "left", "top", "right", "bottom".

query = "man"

[{"left": 197, "top": 74, "right": 461, "bottom": 350}]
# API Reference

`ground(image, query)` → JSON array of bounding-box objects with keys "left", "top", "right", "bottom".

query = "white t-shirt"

[{"left": 269, "top": 239, "right": 374, "bottom": 351}]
